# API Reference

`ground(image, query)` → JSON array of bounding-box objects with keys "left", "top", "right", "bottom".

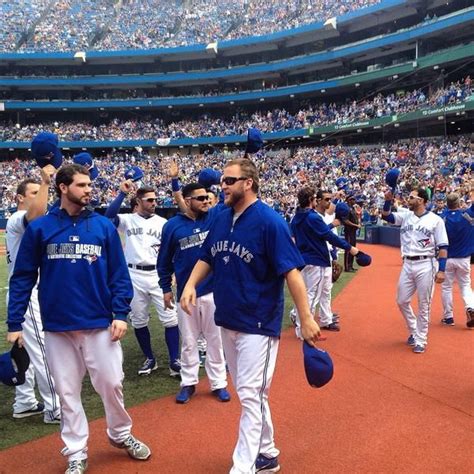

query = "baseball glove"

[{"left": 332, "top": 261, "right": 343, "bottom": 283}]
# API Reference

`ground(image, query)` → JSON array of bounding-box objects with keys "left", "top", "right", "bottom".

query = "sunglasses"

[
  {"left": 188, "top": 195, "right": 210, "bottom": 202},
  {"left": 141, "top": 197, "right": 157, "bottom": 203},
  {"left": 221, "top": 176, "right": 248, "bottom": 186}
]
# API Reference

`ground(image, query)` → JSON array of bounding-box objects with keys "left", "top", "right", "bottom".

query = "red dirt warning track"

[{"left": 0, "top": 244, "right": 472, "bottom": 473}]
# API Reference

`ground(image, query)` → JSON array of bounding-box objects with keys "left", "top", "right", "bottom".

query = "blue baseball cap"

[
  {"left": 385, "top": 168, "right": 400, "bottom": 191},
  {"left": 73, "top": 152, "right": 99, "bottom": 180},
  {"left": 303, "top": 342, "right": 334, "bottom": 388},
  {"left": 124, "top": 166, "right": 144, "bottom": 182},
  {"left": 245, "top": 128, "right": 263, "bottom": 154},
  {"left": 31, "top": 132, "right": 63, "bottom": 169},
  {"left": 0, "top": 343, "right": 30, "bottom": 386},
  {"left": 335, "top": 202, "right": 350, "bottom": 221},
  {"left": 356, "top": 251, "right": 372, "bottom": 267},
  {"left": 198, "top": 168, "right": 222, "bottom": 188}
]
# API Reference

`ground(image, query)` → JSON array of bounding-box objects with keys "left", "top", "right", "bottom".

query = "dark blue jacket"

[
  {"left": 442, "top": 204, "right": 474, "bottom": 258},
  {"left": 290, "top": 208, "right": 351, "bottom": 267},
  {"left": 158, "top": 209, "right": 217, "bottom": 299},
  {"left": 8, "top": 207, "right": 133, "bottom": 332}
]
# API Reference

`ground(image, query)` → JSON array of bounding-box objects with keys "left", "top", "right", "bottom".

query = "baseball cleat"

[
  {"left": 109, "top": 434, "right": 151, "bottom": 460},
  {"left": 176, "top": 385, "right": 196, "bottom": 404},
  {"left": 255, "top": 453, "right": 281, "bottom": 473},
  {"left": 169, "top": 359, "right": 182, "bottom": 378},
  {"left": 44, "top": 414, "right": 61, "bottom": 425},
  {"left": 440, "top": 317, "right": 454, "bottom": 326},
  {"left": 65, "top": 459, "right": 88, "bottom": 474},
  {"left": 199, "top": 350, "right": 206, "bottom": 368},
  {"left": 413, "top": 345, "right": 425, "bottom": 354},
  {"left": 407, "top": 335, "right": 416, "bottom": 346},
  {"left": 138, "top": 358, "right": 158, "bottom": 376},
  {"left": 13, "top": 402, "right": 45, "bottom": 419},
  {"left": 212, "top": 388, "right": 231, "bottom": 402},
  {"left": 321, "top": 322, "right": 340, "bottom": 332},
  {"left": 466, "top": 308, "right": 474, "bottom": 329}
]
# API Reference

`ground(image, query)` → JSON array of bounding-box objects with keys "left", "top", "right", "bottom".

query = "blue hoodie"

[
  {"left": 199, "top": 200, "right": 304, "bottom": 337},
  {"left": 442, "top": 203, "right": 474, "bottom": 258},
  {"left": 290, "top": 208, "right": 351, "bottom": 267},
  {"left": 8, "top": 207, "right": 133, "bottom": 332},
  {"left": 158, "top": 208, "right": 218, "bottom": 299}
]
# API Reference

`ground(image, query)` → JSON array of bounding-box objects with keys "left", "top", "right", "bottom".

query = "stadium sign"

[{"left": 421, "top": 103, "right": 466, "bottom": 117}]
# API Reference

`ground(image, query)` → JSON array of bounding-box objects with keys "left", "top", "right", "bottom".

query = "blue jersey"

[
  {"left": 199, "top": 200, "right": 304, "bottom": 337},
  {"left": 442, "top": 204, "right": 474, "bottom": 258},
  {"left": 158, "top": 207, "right": 220, "bottom": 299},
  {"left": 8, "top": 207, "right": 133, "bottom": 332},
  {"left": 290, "top": 208, "right": 351, "bottom": 267}
]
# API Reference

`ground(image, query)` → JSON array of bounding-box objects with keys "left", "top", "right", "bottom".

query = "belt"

[
  {"left": 128, "top": 264, "right": 156, "bottom": 271},
  {"left": 404, "top": 256, "right": 432, "bottom": 261}
]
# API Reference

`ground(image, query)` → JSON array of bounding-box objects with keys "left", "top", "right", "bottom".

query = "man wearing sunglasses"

[
  {"left": 158, "top": 183, "right": 229, "bottom": 404},
  {"left": 105, "top": 182, "right": 180, "bottom": 378},
  {"left": 382, "top": 188, "right": 449, "bottom": 354},
  {"left": 290, "top": 187, "right": 360, "bottom": 335},
  {"left": 181, "top": 158, "right": 321, "bottom": 474}
]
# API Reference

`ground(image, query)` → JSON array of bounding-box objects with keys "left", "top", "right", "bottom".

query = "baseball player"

[
  {"left": 157, "top": 182, "right": 230, "bottom": 404},
  {"left": 105, "top": 181, "right": 180, "bottom": 376},
  {"left": 7, "top": 164, "right": 150, "bottom": 474},
  {"left": 5, "top": 166, "right": 61, "bottom": 424},
  {"left": 382, "top": 187, "right": 449, "bottom": 353},
  {"left": 440, "top": 191, "right": 474, "bottom": 327},
  {"left": 343, "top": 194, "right": 361, "bottom": 272},
  {"left": 290, "top": 187, "right": 359, "bottom": 336},
  {"left": 181, "top": 158, "right": 321, "bottom": 474}
]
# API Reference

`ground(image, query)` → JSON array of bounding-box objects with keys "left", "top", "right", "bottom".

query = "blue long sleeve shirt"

[{"left": 8, "top": 207, "right": 133, "bottom": 332}]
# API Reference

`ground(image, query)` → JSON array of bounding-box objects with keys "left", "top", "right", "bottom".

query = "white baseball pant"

[
  {"left": 177, "top": 292, "right": 227, "bottom": 390},
  {"left": 44, "top": 329, "right": 132, "bottom": 462},
  {"left": 7, "top": 288, "right": 60, "bottom": 422},
  {"left": 396, "top": 258, "right": 437, "bottom": 347},
  {"left": 128, "top": 268, "right": 178, "bottom": 328},
  {"left": 293, "top": 265, "right": 332, "bottom": 338},
  {"left": 441, "top": 257, "right": 474, "bottom": 318},
  {"left": 222, "top": 329, "right": 280, "bottom": 474}
]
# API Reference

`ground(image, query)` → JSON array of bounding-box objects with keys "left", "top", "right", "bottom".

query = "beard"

[
  {"left": 66, "top": 190, "right": 90, "bottom": 207},
  {"left": 224, "top": 188, "right": 244, "bottom": 208}
]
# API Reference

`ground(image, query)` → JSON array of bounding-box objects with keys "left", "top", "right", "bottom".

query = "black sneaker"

[
  {"left": 466, "top": 308, "right": 474, "bottom": 329},
  {"left": 321, "top": 322, "right": 340, "bottom": 332},
  {"left": 441, "top": 317, "right": 454, "bottom": 326},
  {"left": 255, "top": 453, "right": 281, "bottom": 472},
  {"left": 13, "top": 402, "right": 45, "bottom": 419}
]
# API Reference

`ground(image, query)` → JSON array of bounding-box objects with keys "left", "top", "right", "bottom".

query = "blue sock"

[
  {"left": 134, "top": 327, "right": 154, "bottom": 360},
  {"left": 164, "top": 325, "right": 180, "bottom": 364}
]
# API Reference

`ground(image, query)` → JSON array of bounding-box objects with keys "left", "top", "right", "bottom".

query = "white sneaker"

[
  {"left": 109, "top": 434, "right": 151, "bottom": 460},
  {"left": 65, "top": 459, "right": 88, "bottom": 474}
]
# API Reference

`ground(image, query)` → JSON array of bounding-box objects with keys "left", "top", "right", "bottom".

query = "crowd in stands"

[
  {"left": 2, "top": 0, "right": 381, "bottom": 53},
  {"left": 1, "top": 77, "right": 471, "bottom": 143},
  {"left": 1, "top": 137, "right": 472, "bottom": 221}
]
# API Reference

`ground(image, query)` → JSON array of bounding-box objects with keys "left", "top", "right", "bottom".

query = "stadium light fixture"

[
  {"left": 199, "top": 104, "right": 204, "bottom": 107},
  {"left": 392, "top": 75, "right": 398, "bottom": 79},
  {"left": 62, "top": 108, "right": 68, "bottom": 111},
  {"left": 168, "top": 105, "right": 173, "bottom": 109},
  {"left": 450, "top": 121, "right": 455, "bottom": 124},
  {"left": 230, "top": 101, "right": 234, "bottom": 105},
  {"left": 433, "top": 65, "right": 439, "bottom": 70},
  {"left": 321, "top": 89, "right": 326, "bottom": 93},
  {"left": 135, "top": 107, "right": 140, "bottom": 110},
  {"left": 260, "top": 98, "right": 265, "bottom": 102},
  {"left": 355, "top": 83, "right": 360, "bottom": 87},
  {"left": 290, "top": 94, "right": 295, "bottom": 98}
]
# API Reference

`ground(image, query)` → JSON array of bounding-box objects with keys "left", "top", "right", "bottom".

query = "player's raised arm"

[
  {"left": 104, "top": 179, "right": 136, "bottom": 225},
  {"left": 26, "top": 164, "right": 56, "bottom": 223},
  {"left": 168, "top": 159, "right": 187, "bottom": 213}
]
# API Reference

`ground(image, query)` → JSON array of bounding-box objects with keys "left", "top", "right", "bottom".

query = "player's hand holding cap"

[
  {"left": 73, "top": 152, "right": 99, "bottom": 180},
  {"left": 0, "top": 342, "right": 30, "bottom": 386},
  {"left": 31, "top": 131, "right": 63, "bottom": 169},
  {"left": 303, "top": 341, "right": 333, "bottom": 388},
  {"left": 355, "top": 250, "right": 372, "bottom": 267},
  {"left": 124, "top": 166, "right": 144, "bottom": 182}
]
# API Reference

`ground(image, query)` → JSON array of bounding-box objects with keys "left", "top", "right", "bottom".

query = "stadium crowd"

[
  {"left": 1, "top": 77, "right": 471, "bottom": 143},
  {"left": 1, "top": 137, "right": 472, "bottom": 220},
  {"left": 2, "top": 0, "right": 381, "bottom": 53}
]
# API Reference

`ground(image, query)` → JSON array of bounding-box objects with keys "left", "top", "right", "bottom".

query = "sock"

[
  {"left": 134, "top": 327, "right": 154, "bottom": 360},
  {"left": 164, "top": 325, "right": 180, "bottom": 364}
]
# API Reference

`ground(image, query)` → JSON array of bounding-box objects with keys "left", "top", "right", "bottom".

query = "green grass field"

[{"left": 0, "top": 232, "right": 354, "bottom": 450}]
